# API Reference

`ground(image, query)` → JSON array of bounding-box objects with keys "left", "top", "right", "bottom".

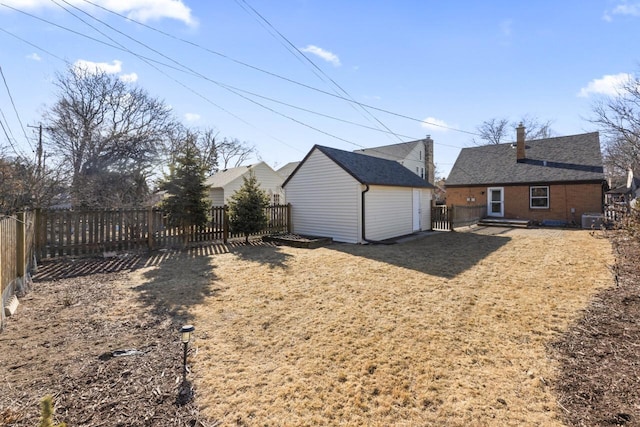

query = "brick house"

[{"left": 445, "top": 125, "right": 605, "bottom": 226}]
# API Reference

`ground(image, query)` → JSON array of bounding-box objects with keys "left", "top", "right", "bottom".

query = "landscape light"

[
  {"left": 179, "top": 324, "right": 195, "bottom": 378},
  {"left": 180, "top": 324, "right": 194, "bottom": 344}
]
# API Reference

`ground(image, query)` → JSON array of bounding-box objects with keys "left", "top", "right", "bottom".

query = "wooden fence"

[
  {"left": 451, "top": 205, "right": 487, "bottom": 228},
  {"left": 1, "top": 211, "right": 36, "bottom": 329},
  {"left": 35, "top": 204, "right": 291, "bottom": 259},
  {"left": 431, "top": 205, "right": 453, "bottom": 231},
  {"left": 431, "top": 204, "right": 487, "bottom": 231}
]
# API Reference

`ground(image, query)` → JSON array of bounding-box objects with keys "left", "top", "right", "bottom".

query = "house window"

[
  {"left": 273, "top": 194, "right": 280, "bottom": 205},
  {"left": 421, "top": 167, "right": 424, "bottom": 179},
  {"left": 530, "top": 186, "right": 549, "bottom": 209},
  {"left": 419, "top": 151, "right": 422, "bottom": 160}
]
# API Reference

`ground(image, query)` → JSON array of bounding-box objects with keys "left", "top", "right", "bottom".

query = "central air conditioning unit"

[{"left": 582, "top": 213, "right": 604, "bottom": 229}]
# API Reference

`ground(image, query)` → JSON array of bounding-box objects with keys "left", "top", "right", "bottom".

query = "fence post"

[
  {"left": 147, "top": 208, "right": 154, "bottom": 251},
  {"left": 449, "top": 205, "right": 455, "bottom": 231},
  {"left": 34, "top": 208, "right": 43, "bottom": 261},
  {"left": 223, "top": 206, "right": 229, "bottom": 244},
  {"left": 287, "top": 203, "right": 292, "bottom": 233},
  {"left": 16, "top": 212, "right": 26, "bottom": 279}
]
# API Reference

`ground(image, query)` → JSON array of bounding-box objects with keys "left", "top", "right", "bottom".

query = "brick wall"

[{"left": 446, "top": 183, "right": 603, "bottom": 225}]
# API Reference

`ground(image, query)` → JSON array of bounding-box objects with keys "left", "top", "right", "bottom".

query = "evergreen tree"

[
  {"left": 227, "top": 171, "right": 270, "bottom": 243},
  {"left": 160, "top": 142, "right": 210, "bottom": 246}
]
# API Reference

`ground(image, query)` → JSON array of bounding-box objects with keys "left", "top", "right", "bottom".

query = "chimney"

[
  {"left": 424, "top": 135, "right": 435, "bottom": 184},
  {"left": 516, "top": 122, "right": 526, "bottom": 162}
]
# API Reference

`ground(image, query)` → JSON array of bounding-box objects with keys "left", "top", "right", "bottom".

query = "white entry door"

[
  {"left": 412, "top": 189, "right": 421, "bottom": 231},
  {"left": 487, "top": 187, "right": 504, "bottom": 217}
]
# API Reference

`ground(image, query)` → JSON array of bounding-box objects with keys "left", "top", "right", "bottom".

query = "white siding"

[
  {"left": 365, "top": 186, "right": 413, "bottom": 241},
  {"left": 285, "top": 150, "right": 361, "bottom": 243},
  {"left": 420, "top": 189, "right": 432, "bottom": 231},
  {"left": 210, "top": 188, "right": 225, "bottom": 207},
  {"left": 216, "top": 162, "right": 284, "bottom": 205},
  {"left": 400, "top": 144, "right": 427, "bottom": 180}
]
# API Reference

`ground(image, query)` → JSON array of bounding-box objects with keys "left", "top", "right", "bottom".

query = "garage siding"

[
  {"left": 285, "top": 150, "right": 361, "bottom": 243},
  {"left": 364, "top": 186, "right": 413, "bottom": 241}
]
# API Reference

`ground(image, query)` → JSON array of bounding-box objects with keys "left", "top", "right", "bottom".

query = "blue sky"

[{"left": 1, "top": 0, "right": 639, "bottom": 178}]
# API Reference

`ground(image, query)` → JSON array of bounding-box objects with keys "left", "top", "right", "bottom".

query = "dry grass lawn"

[{"left": 129, "top": 227, "right": 614, "bottom": 426}]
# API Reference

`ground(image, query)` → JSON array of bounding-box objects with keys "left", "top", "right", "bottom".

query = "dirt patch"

[
  {"left": 549, "top": 229, "right": 640, "bottom": 426},
  {"left": 0, "top": 251, "right": 216, "bottom": 427},
  {"left": 262, "top": 233, "right": 333, "bottom": 249}
]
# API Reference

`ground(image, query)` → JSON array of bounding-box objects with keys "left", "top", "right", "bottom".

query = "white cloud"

[
  {"left": 74, "top": 59, "right": 123, "bottom": 74},
  {"left": 1, "top": 0, "right": 197, "bottom": 26},
  {"left": 300, "top": 45, "right": 341, "bottom": 67},
  {"left": 184, "top": 113, "right": 201, "bottom": 122},
  {"left": 119, "top": 72, "right": 138, "bottom": 83},
  {"left": 578, "top": 73, "right": 632, "bottom": 97},
  {"left": 74, "top": 59, "right": 140, "bottom": 83},
  {"left": 603, "top": 2, "right": 640, "bottom": 21},
  {"left": 26, "top": 53, "right": 41, "bottom": 61},
  {"left": 421, "top": 117, "right": 449, "bottom": 132},
  {"left": 612, "top": 2, "right": 640, "bottom": 16}
]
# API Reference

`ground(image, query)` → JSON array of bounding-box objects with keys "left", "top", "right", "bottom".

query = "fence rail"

[
  {"left": 35, "top": 204, "right": 291, "bottom": 260},
  {"left": 431, "top": 204, "right": 487, "bottom": 231},
  {"left": 452, "top": 205, "right": 487, "bottom": 227}
]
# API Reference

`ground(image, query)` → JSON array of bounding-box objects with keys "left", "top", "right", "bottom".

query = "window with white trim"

[{"left": 530, "top": 186, "right": 549, "bottom": 209}]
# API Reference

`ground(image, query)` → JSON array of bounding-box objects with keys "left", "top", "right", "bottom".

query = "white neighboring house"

[
  {"left": 353, "top": 136, "right": 434, "bottom": 184},
  {"left": 276, "top": 161, "right": 300, "bottom": 180},
  {"left": 283, "top": 145, "right": 434, "bottom": 244},
  {"left": 206, "top": 162, "right": 284, "bottom": 206}
]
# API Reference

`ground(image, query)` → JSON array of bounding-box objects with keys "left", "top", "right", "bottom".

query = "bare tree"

[
  {"left": 474, "top": 115, "right": 554, "bottom": 145},
  {"left": 166, "top": 126, "right": 219, "bottom": 176},
  {"left": 0, "top": 154, "right": 64, "bottom": 213},
  {"left": 589, "top": 73, "right": 640, "bottom": 174},
  {"left": 43, "top": 66, "right": 177, "bottom": 207},
  {"left": 217, "top": 137, "right": 256, "bottom": 169},
  {"left": 474, "top": 118, "right": 509, "bottom": 145}
]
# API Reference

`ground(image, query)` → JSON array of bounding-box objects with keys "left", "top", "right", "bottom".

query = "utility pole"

[{"left": 27, "top": 123, "right": 43, "bottom": 178}]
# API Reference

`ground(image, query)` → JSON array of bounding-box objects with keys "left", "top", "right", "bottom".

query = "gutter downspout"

[
  {"left": 361, "top": 184, "right": 369, "bottom": 243},
  {"left": 361, "top": 184, "right": 395, "bottom": 245}
]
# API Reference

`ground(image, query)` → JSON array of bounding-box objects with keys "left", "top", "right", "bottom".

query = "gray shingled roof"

[
  {"left": 205, "top": 163, "right": 259, "bottom": 188},
  {"left": 446, "top": 132, "right": 604, "bottom": 186},
  {"left": 284, "top": 145, "right": 433, "bottom": 188},
  {"left": 353, "top": 140, "right": 422, "bottom": 161},
  {"left": 276, "top": 161, "right": 300, "bottom": 179}
]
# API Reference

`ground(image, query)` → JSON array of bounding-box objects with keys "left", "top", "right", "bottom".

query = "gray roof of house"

[
  {"left": 353, "top": 139, "right": 425, "bottom": 161},
  {"left": 276, "top": 161, "right": 300, "bottom": 179},
  {"left": 284, "top": 145, "right": 433, "bottom": 188},
  {"left": 446, "top": 132, "right": 604, "bottom": 186},
  {"left": 205, "top": 162, "right": 261, "bottom": 188}
]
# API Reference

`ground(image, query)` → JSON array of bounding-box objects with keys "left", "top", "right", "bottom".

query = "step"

[{"left": 478, "top": 218, "right": 531, "bottom": 228}]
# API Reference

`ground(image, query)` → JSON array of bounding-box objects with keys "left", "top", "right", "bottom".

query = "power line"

[
  {"left": 0, "top": 65, "right": 33, "bottom": 151},
  {"left": 59, "top": 0, "right": 408, "bottom": 145},
  {"left": 51, "top": 0, "right": 305, "bottom": 155},
  {"left": 0, "top": 27, "right": 68, "bottom": 64},
  {"left": 76, "top": 0, "right": 478, "bottom": 137},
  {"left": 0, "top": 109, "right": 24, "bottom": 158},
  {"left": 1, "top": 2, "right": 459, "bottom": 174},
  {"left": 234, "top": 0, "right": 404, "bottom": 144},
  {"left": 23, "top": 1, "right": 404, "bottom": 152}
]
